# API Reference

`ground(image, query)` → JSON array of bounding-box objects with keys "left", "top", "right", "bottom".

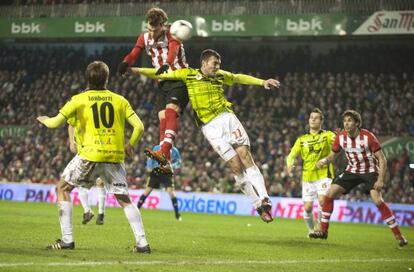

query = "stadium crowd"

[
  {"left": 0, "top": 44, "right": 413, "bottom": 204},
  {"left": 5, "top": 0, "right": 203, "bottom": 5}
]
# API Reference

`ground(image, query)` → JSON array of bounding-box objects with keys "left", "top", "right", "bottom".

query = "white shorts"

[
  {"left": 201, "top": 112, "right": 250, "bottom": 161},
  {"left": 61, "top": 155, "right": 129, "bottom": 195},
  {"left": 302, "top": 178, "right": 332, "bottom": 202}
]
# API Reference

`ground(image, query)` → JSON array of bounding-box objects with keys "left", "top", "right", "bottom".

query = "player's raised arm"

[
  {"left": 118, "top": 34, "right": 145, "bottom": 76},
  {"left": 36, "top": 113, "right": 66, "bottom": 128}
]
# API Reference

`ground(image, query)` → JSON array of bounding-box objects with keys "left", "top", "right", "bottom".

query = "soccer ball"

[{"left": 170, "top": 20, "right": 193, "bottom": 42}]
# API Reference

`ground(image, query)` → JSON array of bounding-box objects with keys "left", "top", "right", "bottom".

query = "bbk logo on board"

[
  {"left": 286, "top": 18, "right": 323, "bottom": 31},
  {"left": 11, "top": 22, "right": 41, "bottom": 34},
  {"left": 211, "top": 19, "right": 246, "bottom": 32},
  {"left": 75, "top": 21, "right": 106, "bottom": 33}
]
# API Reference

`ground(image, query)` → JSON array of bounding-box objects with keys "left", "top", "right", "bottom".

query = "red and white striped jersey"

[
  {"left": 332, "top": 129, "right": 381, "bottom": 174},
  {"left": 123, "top": 30, "right": 188, "bottom": 70}
]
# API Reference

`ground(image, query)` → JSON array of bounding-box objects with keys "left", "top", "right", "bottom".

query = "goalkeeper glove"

[
  {"left": 117, "top": 62, "right": 129, "bottom": 76},
  {"left": 155, "top": 64, "right": 170, "bottom": 75}
]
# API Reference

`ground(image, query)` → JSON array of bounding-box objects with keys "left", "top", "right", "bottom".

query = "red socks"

[
  {"left": 161, "top": 108, "right": 178, "bottom": 160},
  {"left": 318, "top": 198, "right": 402, "bottom": 240},
  {"left": 320, "top": 196, "right": 334, "bottom": 232},
  {"left": 377, "top": 202, "right": 402, "bottom": 239},
  {"left": 159, "top": 118, "right": 166, "bottom": 143}
]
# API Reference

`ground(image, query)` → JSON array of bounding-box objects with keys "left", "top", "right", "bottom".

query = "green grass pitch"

[{"left": 0, "top": 201, "right": 413, "bottom": 272}]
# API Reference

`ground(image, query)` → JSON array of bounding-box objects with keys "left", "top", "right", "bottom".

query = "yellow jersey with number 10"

[{"left": 60, "top": 90, "right": 135, "bottom": 163}]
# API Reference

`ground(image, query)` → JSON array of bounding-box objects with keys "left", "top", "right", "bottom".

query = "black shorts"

[
  {"left": 333, "top": 171, "right": 378, "bottom": 194},
  {"left": 147, "top": 171, "right": 174, "bottom": 189},
  {"left": 155, "top": 80, "right": 189, "bottom": 113}
]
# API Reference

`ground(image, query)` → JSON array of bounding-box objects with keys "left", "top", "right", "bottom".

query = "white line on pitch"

[{"left": 0, "top": 258, "right": 413, "bottom": 267}]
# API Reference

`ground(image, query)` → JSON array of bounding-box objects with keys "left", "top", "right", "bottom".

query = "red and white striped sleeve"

[
  {"left": 332, "top": 133, "right": 342, "bottom": 153},
  {"left": 123, "top": 33, "right": 145, "bottom": 66},
  {"left": 367, "top": 130, "right": 381, "bottom": 153},
  {"left": 166, "top": 32, "right": 182, "bottom": 67}
]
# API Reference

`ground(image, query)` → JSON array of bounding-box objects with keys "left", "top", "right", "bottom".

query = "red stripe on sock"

[
  {"left": 320, "top": 196, "right": 334, "bottom": 232},
  {"left": 377, "top": 202, "right": 402, "bottom": 238}
]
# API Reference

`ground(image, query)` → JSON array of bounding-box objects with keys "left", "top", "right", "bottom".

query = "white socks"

[
  {"left": 58, "top": 200, "right": 145, "bottom": 246},
  {"left": 97, "top": 187, "right": 106, "bottom": 214},
  {"left": 245, "top": 166, "right": 269, "bottom": 200},
  {"left": 303, "top": 211, "right": 315, "bottom": 232},
  {"left": 58, "top": 201, "right": 73, "bottom": 243},
  {"left": 79, "top": 186, "right": 106, "bottom": 214},
  {"left": 123, "top": 204, "right": 148, "bottom": 247},
  {"left": 235, "top": 174, "right": 261, "bottom": 209},
  {"left": 78, "top": 187, "right": 90, "bottom": 213}
]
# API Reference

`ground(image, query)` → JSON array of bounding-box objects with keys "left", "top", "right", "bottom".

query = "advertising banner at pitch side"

[{"left": 1, "top": 183, "right": 412, "bottom": 226}]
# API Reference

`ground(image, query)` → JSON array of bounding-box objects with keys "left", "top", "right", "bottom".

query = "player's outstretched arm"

[
  {"left": 129, "top": 67, "right": 185, "bottom": 81},
  {"left": 36, "top": 113, "right": 66, "bottom": 128},
  {"left": 129, "top": 67, "right": 158, "bottom": 79},
  {"left": 224, "top": 71, "right": 280, "bottom": 89}
]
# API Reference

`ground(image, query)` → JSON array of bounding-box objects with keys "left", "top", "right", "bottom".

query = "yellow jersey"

[
  {"left": 286, "top": 130, "right": 336, "bottom": 182},
  {"left": 138, "top": 67, "right": 264, "bottom": 125},
  {"left": 60, "top": 90, "right": 136, "bottom": 163}
]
